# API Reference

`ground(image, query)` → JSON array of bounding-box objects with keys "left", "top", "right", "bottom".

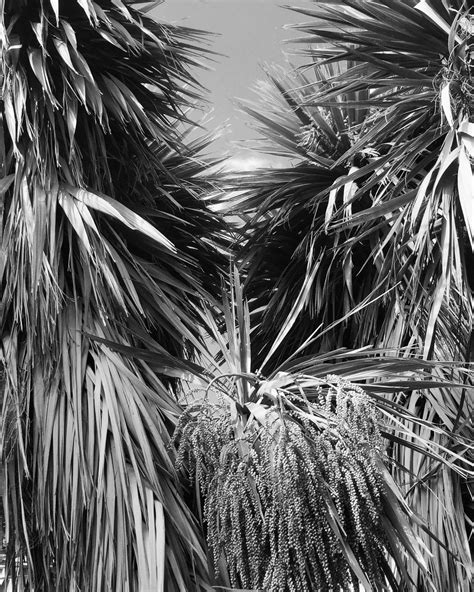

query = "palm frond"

[{"left": 286, "top": 0, "right": 474, "bottom": 357}]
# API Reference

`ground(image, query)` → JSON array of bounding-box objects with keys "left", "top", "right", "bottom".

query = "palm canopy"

[
  {"left": 285, "top": 0, "right": 474, "bottom": 361},
  {"left": 0, "top": 0, "right": 226, "bottom": 590},
  {"left": 221, "top": 1, "right": 473, "bottom": 589}
]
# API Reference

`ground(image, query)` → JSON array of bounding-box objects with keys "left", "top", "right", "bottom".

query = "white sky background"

[{"left": 152, "top": 0, "right": 312, "bottom": 169}]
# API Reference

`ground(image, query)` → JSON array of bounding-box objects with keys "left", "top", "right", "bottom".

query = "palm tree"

[
  {"left": 223, "top": 1, "right": 474, "bottom": 589},
  {"left": 172, "top": 271, "right": 473, "bottom": 591},
  {"left": 0, "top": 0, "right": 226, "bottom": 589}
]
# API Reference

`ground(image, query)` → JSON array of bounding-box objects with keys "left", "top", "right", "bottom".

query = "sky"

[{"left": 152, "top": 0, "right": 311, "bottom": 168}]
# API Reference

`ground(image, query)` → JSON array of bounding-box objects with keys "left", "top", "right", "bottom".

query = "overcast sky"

[{"left": 152, "top": 1, "right": 311, "bottom": 167}]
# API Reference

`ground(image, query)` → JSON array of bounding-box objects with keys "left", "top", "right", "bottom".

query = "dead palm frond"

[{"left": 0, "top": 1, "right": 227, "bottom": 590}]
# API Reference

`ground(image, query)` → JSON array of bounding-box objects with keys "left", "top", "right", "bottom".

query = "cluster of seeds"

[
  {"left": 173, "top": 403, "right": 233, "bottom": 494},
  {"left": 205, "top": 443, "right": 264, "bottom": 589},
  {"left": 326, "top": 375, "right": 383, "bottom": 452},
  {"left": 173, "top": 377, "right": 389, "bottom": 591}
]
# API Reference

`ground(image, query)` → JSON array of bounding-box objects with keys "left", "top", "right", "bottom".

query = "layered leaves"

[
  {"left": 221, "top": 1, "right": 474, "bottom": 589},
  {"left": 0, "top": 0, "right": 226, "bottom": 590}
]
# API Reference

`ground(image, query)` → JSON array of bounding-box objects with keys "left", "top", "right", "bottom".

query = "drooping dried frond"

[{"left": 0, "top": 0, "right": 227, "bottom": 590}]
